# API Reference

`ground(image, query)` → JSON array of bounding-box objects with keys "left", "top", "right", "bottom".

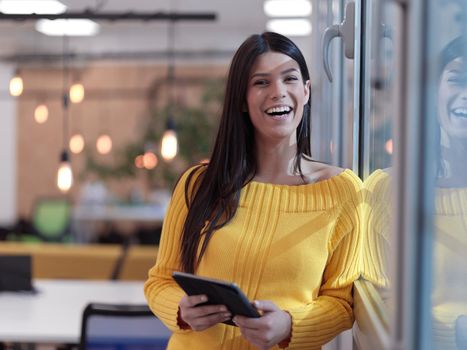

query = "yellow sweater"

[
  {"left": 144, "top": 167, "right": 363, "bottom": 350},
  {"left": 431, "top": 187, "right": 467, "bottom": 349},
  {"left": 360, "top": 169, "right": 391, "bottom": 288}
]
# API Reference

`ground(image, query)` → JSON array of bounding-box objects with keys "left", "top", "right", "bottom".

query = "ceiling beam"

[{"left": 0, "top": 11, "right": 217, "bottom": 22}]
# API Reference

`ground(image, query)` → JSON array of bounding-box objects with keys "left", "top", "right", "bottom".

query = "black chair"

[{"left": 79, "top": 303, "right": 171, "bottom": 350}]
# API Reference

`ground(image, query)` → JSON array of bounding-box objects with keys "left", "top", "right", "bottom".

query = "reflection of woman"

[
  {"left": 362, "top": 37, "right": 467, "bottom": 349},
  {"left": 432, "top": 37, "right": 467, "bottom": 350},
  {"left": 361, "top": 169, "right": 391, "bottom": 290},
  {"left": 144, "top": 32, "right": 362, "bottom": 349}
]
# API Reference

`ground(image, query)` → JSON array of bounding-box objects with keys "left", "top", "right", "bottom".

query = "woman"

[
  {"left": 145, "top": 32, "right": 362, "bottom": 350},
  {"left": 431, "top": 36, "right": 467, "bottom": 349}
]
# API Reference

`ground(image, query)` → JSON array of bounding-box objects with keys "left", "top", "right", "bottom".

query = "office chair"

[
  {"left": 79, "top": 303, "right": 171, "bottom": 350},
  {"left": 8, "top": 198, "right": 71, "bottom": 243},
  {"left": 33, "top": 197, "right": 71, "bottom": 241}
]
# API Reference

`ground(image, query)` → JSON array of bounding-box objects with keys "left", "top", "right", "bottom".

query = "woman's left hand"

[{"left": 233, "top": 300, "right": 291, "bottom": 350}]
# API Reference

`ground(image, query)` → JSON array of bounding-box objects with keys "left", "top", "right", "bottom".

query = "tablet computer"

[{"left": 172, "top": 271, "right": 260, "bottom": 326}]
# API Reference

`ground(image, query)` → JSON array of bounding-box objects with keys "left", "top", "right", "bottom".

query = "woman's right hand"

[{"left": 179, "top": 294, "right": 231, "bottom": 331}]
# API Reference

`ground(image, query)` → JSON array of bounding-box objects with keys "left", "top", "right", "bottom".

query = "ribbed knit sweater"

[
  {"left": 360, "top": 169, "right": 391, "bottom": 288},
  {"left": 432, "top": 186, "right": 467, "bottom": 349},
  {"left": 144, "top": 167, "right": 363, "bottom": 350}
]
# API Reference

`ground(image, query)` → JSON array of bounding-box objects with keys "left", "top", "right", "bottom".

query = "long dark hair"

[{"left": 180, "top": 32, "right": 312, "bottom": 273}]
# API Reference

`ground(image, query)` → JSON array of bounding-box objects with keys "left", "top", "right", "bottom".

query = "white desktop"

[{"left": 0, "top": 279, "right": 146, "bottom": 344}]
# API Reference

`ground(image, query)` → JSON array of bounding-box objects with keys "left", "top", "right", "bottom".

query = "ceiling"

[{"left": 0, "top": 0, "right": 313, "bottom": 66}]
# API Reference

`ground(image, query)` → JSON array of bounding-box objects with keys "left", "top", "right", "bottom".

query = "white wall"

[{"left": 0, "top": 64, "right": 17, "bottom": 225}]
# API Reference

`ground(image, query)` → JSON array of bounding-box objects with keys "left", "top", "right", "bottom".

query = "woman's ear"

[{"left": 304, "top": 80, "right": 311, "bottom": 104}]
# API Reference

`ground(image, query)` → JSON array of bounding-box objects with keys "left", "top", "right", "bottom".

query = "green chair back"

[{"left": 33, "top": 198, "right": 71, "bottom": 241}]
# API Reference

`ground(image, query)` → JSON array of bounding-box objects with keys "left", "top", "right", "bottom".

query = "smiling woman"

[
  {"left": 246, "top": 51, "right": 310, "bottom": 142},
  {"left": 144, "top": 32, "right": 363, "bottom": 350}
]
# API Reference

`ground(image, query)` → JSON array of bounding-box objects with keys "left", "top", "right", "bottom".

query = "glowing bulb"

[
  {"left": 69, "top": 83, "right": 84, "bottom": 103},
  {"left": 57, "top": 151, "right": 73, "bottom": 192},
  {"left": 134, "top": 155, "right": 144, "bottom": 169},
  {"left": 161, "top": 129, "right": 178, "bottom": 161},
  {"left": 69, "top": 134, "right": 85, "bottom": 154},
  {"left": 9, "top": 75, "right": 23, "bottom": 96},
  {"left": 34, "top": 104, "right": 49, "bottom": 123},
  {"left": 143, "top": 151, "right": 158, "bottom": 169},
  {"left": 385, "top": 138, "right": 393, "bottom": 155},
  {"left": 96, "top": 134, "right": 112, "bottom": 155}
]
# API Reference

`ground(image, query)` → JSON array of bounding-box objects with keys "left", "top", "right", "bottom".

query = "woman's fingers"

[
  {"left": 180, "top": 294, "right": 207, "bottom": 307},
  {"left": 186, "top": 304, "right": 229, "bottom": 319},
  {"left": 179, "top": 294, "right": 231, "bottom": 331},
  {"left": 234, "top": 300, "right": 292, "bottom": 349},
  {"left": 190, "top": 311, "right": 232, "bottom": 331}
]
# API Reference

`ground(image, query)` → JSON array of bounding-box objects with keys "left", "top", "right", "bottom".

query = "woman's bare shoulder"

[{"left": 302, "top": 160, "right": 345, "bottom": 183}]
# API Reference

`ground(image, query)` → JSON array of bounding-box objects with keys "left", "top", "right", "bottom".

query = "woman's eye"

[
  {"left": 447, "top": 74, "right": 467, "bottom": 85},
  {"left": 253, "top": 80, "right": 268, "bottom": 86},
  {"left": 285, "top": 76, "right": 299, "bottom": 82}
]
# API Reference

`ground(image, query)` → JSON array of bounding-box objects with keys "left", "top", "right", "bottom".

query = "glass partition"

[
  {"left": 359, "top": 0, "right": 467, "bottom": 349},
  {"left": 427, "top": 1, "right": 467, "bottom": 348}
]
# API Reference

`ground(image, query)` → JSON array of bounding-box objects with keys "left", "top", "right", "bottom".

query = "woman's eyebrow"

[
  {"left": 250, "top": 67, "right": 299, "bottom": 79},
  {"left": 280, "top": 67, "right": 299, "bottom": 75}
]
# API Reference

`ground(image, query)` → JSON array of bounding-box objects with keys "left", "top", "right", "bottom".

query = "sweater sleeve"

[
  {"left": 285, "top": 177, "right": 362, "bottom": 349},
  {"left": 144, "top": 166, "right": 203, "bottom": 332}
]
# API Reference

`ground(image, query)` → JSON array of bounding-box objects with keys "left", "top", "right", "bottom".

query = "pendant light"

[
  {"left": 96, "top": 106, "right": 112, "bottom": 155},
  {"left": 96, "top": 133, "right": 112, "bottom": 155},
  {"left": 34, "top": 103, "right": 49, "bottom": 124},
  {"left": 69, "top": 73, "right": 85, "bottom": 103},
  {"left": 161, "top": 118, "right": 177, "bottom": 161},
  {"left": 69, "top": 133, "right": 85, "bottom": 154},
  {"left": 57, "top": 149, "right": 73, "bottom": 191},
  {"left": 160, "top": 20, "right": 178, "bottom": 161},
  {"left": 57, "top": 35, "right": 73, "bottom": 193},
  {"left": 143, "top": 143, "right": 158, "bottom": 170},
  {"left": 9, "top": 69, "right": 23, "bottom": 97}
]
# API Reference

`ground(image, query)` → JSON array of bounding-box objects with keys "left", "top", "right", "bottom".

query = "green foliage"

[{"left": 83, "top": 78, "right": 224, "bottom": 189}]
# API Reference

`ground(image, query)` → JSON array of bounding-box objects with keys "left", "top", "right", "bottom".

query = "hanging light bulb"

[
  {"left": 161, "top": 118, "right": 178, "bottom": 161},
  {"left": 134, "top": 155, "right": 144, "bottom": 169},
  {"left": 96, "top": 134, "right": 112, "bottom": 155},
  {"left": 69, "top": 133, "right": 85, "bottom": 154},
  {"left": 57, "top": 150, "right": 73, "bottom": 192},
  {"left": 143, "top": 151, "right": 158, "bottom": 169},
  {"left": 69, "top": 82, "right": 84, "bottom": 103},
  {"left": 34, "top": 104, "right": 49, "bottom": 124},
  {"left": 9, "top": 71, "right": 23, "bottom": 97},
  {"left": 385, "top": 138, "right": 394, "bottom": 155}
]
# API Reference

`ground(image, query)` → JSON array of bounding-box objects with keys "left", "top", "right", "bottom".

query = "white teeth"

[
  {"left": 265, "top": 106, "right": 292, "bottom": 114},
  {"left": 452, "top": 107, "right": 467, "bottom": 117}
]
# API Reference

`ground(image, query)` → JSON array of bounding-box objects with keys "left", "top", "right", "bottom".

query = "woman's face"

[
  {"left": 246, "top": 51, "right": 310, "bottom": 144},
  {"left": 438, "top": 57, "right": 467, "bottom": 138}
]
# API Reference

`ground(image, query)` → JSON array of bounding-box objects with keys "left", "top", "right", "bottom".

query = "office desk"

[{"left": 0, "top": 279, "right": 146, "bottom": 344}]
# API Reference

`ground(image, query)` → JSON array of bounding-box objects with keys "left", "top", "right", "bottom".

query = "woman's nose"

[
  {"left": 270, "top": 81, "right": 286, "bottom": 100},
  {"left": 460, "top": 88, "right": 467, "bottom": 100}
]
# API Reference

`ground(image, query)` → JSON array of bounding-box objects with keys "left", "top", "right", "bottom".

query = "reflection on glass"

[
  {"left": 432, "top": 36, "right": 467, "bottom": 350},
  {"left": 362, "top": 169, "right": 391, "bottom": 291},
  {"left": 360, "top": 0, "right": 398, "bottom": 327},
  {"left": 362, "top": 34, "right": 467, "bottom": 349}
]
